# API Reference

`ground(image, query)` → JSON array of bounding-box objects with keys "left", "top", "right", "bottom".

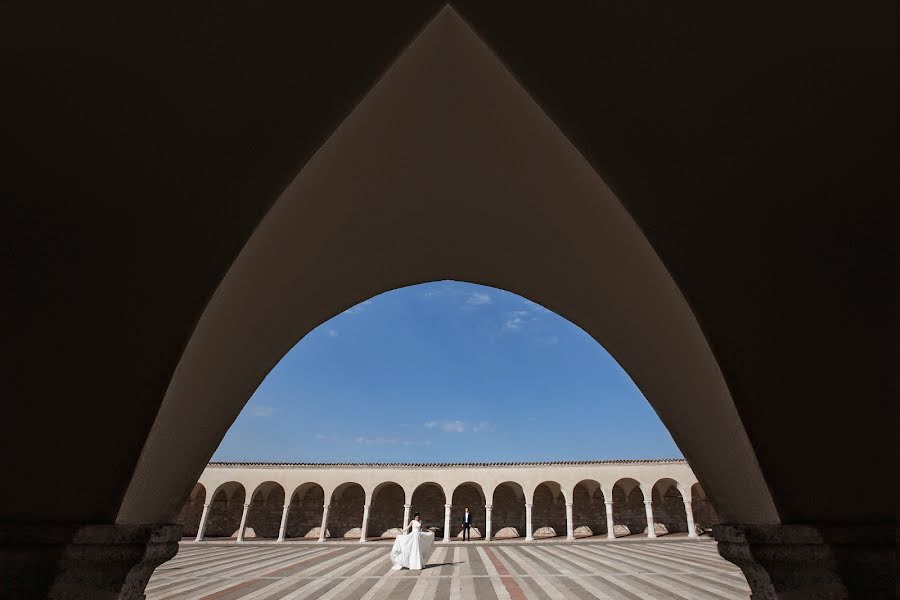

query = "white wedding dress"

[{"left": 390, "top": 520, "right": 435, "bottom": 570}]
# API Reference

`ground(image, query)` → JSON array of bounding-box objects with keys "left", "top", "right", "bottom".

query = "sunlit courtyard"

[{"left": 147, "top": 538, "right": 749, "bottom": 600}]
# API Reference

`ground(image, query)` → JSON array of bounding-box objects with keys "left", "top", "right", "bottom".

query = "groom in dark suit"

[{"left": 461, "top": 506, "right": 472, "bottom": 541}]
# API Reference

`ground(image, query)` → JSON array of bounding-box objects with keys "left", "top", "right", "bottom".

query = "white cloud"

[
  {"left": 527, "top": 416, "right": 538, "bottom": 422},
  {"left": 342, "top": 299, "right": 374, "bottom": 315},
  {"left": 354, "top": 436, "right": 430, "bottom": 447},
  {"left": 248, "top": 405, "right": 274, "bottom": 417},
  {"left": 442, "top": 420, "right": 467, "bottom": 433},
  {"left": 472, "top": 421, "right": 495, "bottom": 433},
  {"left": 424, "top": 421, "right": 438, "bottom": 429},
  {"left": 354, "top": 436, "right": 399, "bottom": 445},
  {"left": 466, "top": 292, "right": 493, "bottom": 306},
  {"left": 503, "top": 309, "right": 535, "bottom": 332},
  {"left": 314, "top": 433, "right": 328, "bottom": 440},
  {"left": 327, "top": 328, "right": 339, "bottom": 338}
]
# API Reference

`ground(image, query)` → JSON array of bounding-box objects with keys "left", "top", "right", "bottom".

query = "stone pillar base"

[
  {"left": 0, "top": 523, "right": 181, "bottom": 600},
  {"left": 714, "top": 523, "right": 896, "bottom": 600}
]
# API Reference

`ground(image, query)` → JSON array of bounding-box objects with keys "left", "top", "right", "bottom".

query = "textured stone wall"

[
  {"left": 612, "top": 486, "right": 647, "bottom": 533},
  {"left": 572, "top": 485, "right": 607, "bottom": 535},
  {"left": 205, "top": 488, "right": 246, "bottom": 538},
  {"left": 369, "top": 483, "right": 405, "bottom": 537},
  {"left": 652, "top": 486, "right": 687, "bottom": 533},
  {"left": 450, "top": 485, "right": 485, "bottom": 537},
  {"left": 176, "top": 487, "right": 206, "bottom": 537},
  {"left": 691, "top": 485, "right": 719, "bottom": 532},
  {"left": 532, "top": 484, "right": 566, "bottom": 536},
  {"left": 491, "top": 485, "right": 525, "bottom": 536},
  {"left": 410, "top": 483, "right": 445, "bottom": 532},
  {"left": 286, "top": 486, "right": 325, "bottom": 538},
  {"left": 329, "top": 484, "right": 365, "bottom": 538},
  {"left": 246, "top": 487, "right": 285, "bottom": 538}
]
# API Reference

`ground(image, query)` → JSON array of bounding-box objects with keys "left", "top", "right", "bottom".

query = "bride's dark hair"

[{"left": 414, "top": 512, "right": 420, "bottom": 518}]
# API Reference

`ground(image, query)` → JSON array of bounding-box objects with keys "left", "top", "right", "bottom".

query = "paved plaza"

[{"left": 146, "top": 538, "right": 750, "bottom": 600}]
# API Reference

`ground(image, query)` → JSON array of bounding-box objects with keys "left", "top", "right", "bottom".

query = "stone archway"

[
  {"left": 117, "top": 10, "right": 776, "bottom": 538},
  {"left": 691, "top": 483, "right": 720, "bottom": 535},
  {"left": 286, "top": 483, "right": 325, "bottom": 539},
  {"left": 245, "top": 481, "right": 285, "bottom": 539},
  {"left": 651, "top": 478, "right": 685, "bottom": 535},
  {"left": 450, "top": 482, "right": 484, "bottom": 539},
  {"left": 491, "top": 482, "right": 525, "bottom": 539},
  {"left": 329, "top": 482, "right": 366, "bottom": 539},
  {"left": 572, "top": 479, "right": 606, "bottom": 538},
  {"left": 205, "top": 482, "right": 245, "bottom": 539},
  {"left": 175, "top": 483, "right": 206, "bottom": 539},
  {"left": 532, "top": 481, "right": 566, "bottom": 538},
  {"left": 410, "top": 482, "right": 446, "bottom": 534},
  {"left": 611, "top": 478, "right": 646, "bottom": 537},
  {"left": 369, "top": 482, "right": 405, "bottom": 538}
]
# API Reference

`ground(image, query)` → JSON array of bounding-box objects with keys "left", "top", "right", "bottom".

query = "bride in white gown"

[{"left": 390, "top": 512, "right": 435, "bottom": 570}]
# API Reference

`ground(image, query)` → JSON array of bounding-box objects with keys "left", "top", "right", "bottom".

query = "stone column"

[
  {"left": 443, "top": 504, "right": 452, "bottom": 542},
  {"left": 277, "top": 504, "right": 290, "bottom": 542},
  {"left": 359, "top": 503, "right": 371, "bottom": 542},
  {"left": 525, "top": 502, "right": 534, "bottom": 542},
  {"left": 714, "top": 524, "right": 896, "bottom": 600},
  {"left": 318, "top": 504, "right": 330, "bottom": 542},
  {"left": 0, "top": 523, "right": 181, "bottom": 600},
  {"left": 235, "top": 503, "right": 250, "bottom": 542},
  {"left": 643, "top": 500, "right": 656, "bottom": 538},
  {"left": 402, "top": 504, "right": 411, "bottom": 530},
  {"left": 565, "top": 502, "right": 575, "bottom": 541},
  {"left": 605, "top": 500, "right": 615, "bottom": 540},
  {"left": 195, "top": 503, "right": 211, "bottom": 542},
  {"left": 683, "top": 500, "right": 698, "bottom": 538},
  {"left": 485, "top": 504, "right": 493, "bottom": 542}
]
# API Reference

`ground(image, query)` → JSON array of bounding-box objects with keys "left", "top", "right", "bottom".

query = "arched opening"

[
  {"left": 572, "top": 479, "right": 606, "bottom": 538},
  {"left": 115, "top": 12, "right": 779, "bottom": 532},
  {"left": 450, "top": 482, "right": 485, "bottom": 539},
  {"left": 691, "top": 482, "right": 720, "bottom": 535},
  {"left": 611, "top": 478, "right": 646, "bottom": 537},
  {"left": 285, "top": 482, "right": 325, "bottom": 540},
  {"left": 492, "top": 482, "right": 525, "bottom": 539},
  {"left": 205, "top": 482, "right": 245, "bottom": 539},
  {"left": 245, "top": 481, "right": 285, "bottom": 539},
  {"left": 175, "top": 483, "right": 206, "bottom": 539},
  {"left": 410, "top": 482, "right": 446, "bottom": 535},
  {"left": 651, "top": 478, "right": 685, "bottom": 535},
  {"left": 329, "top": 482, "right": 366, "bottom": 539},
  {"left": 369, "top": 481, "right": 405, "bottom": 539},
  {"left": 532, "top": 481, "right": 566, "bottom": 538}
]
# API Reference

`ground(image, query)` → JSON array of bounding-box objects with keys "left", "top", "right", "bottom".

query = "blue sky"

[{"left": 212, "top": 281, "right": 682, "bottom": 463}]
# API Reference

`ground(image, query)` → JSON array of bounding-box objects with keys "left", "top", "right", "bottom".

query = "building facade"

[{"left": 180, "top": 460, "right": 719, "bottom": 544}]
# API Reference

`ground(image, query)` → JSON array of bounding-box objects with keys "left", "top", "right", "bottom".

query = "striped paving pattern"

[{"left": 147, "top": 540, "right": 750, "bottom": 600}]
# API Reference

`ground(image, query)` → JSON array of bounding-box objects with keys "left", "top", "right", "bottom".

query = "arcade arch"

[
  {"left": 611, "top": 478, "right": 647, "bottom": 538},
  {"left": 491, "top": 481, "right": 526, "bottom": 541},
  {"left": 409, "top": 482, "right": 446, "bottom": 535},
  {"left": 450, "top": 482, "right": 485, "bottom": 539},
  {"left": 572, "top": 479, "right": 607, "bottom": 538},
  {"left": 286, "top": 483, "right": 325, "bottom": 540},
  {"left": 201, "top": 482, "right": 245, "bottom": 540},
  {"left": 328, "top": 482, "right": 366, "bottom": 539},
  {"left": 368, "top": 481, "right": 405, "bottom": 539},
  {"left": 531, "top": 481, "right": 566, "bottom": 539},
  {"left": 245, "top": 481, "right": 285, "bottom": 539}
]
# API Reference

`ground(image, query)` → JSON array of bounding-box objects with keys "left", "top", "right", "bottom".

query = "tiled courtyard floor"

[{"left": 147, "top": 537, "right": 750, "bottom": 600}]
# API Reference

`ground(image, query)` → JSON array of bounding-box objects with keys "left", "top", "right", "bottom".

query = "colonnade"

[{"left": 181, "top": 461, "right": 719, "bottom": 543}]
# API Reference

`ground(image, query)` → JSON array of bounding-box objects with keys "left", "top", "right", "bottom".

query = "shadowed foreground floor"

[{"left": 147, "top": 538, "right": 750, "bottom": 599}]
